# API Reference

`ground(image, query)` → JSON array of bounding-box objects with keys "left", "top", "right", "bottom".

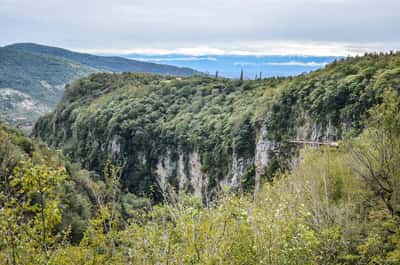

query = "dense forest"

[
  {"left": 1, "top": 52, "right": 400, "bottom": 264},
  {"left": 1, "top": 95, "right": 400, "bottom": 264},
  {"left": 34, "top": 52, "right": 400, "bottom": 199}
]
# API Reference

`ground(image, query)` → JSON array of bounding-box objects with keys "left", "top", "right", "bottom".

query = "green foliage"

[
  {"left": 2, "top": 53, "right": 400, "bottom": 264},
  {"left": 34, "top": 73, "right": 276, "bottom": 197},
  {"left": 33, "top": 52, "right": 400, "bottom": 198},
  {"left": 4, "top": 101, "right": 400, "bottom": 264},
  {"left": 0, "top": 160, "right": 67, "bottom": 264},
  {"left": 0, "top": 123, "right": 143, "bottom": 246},
  {"left": 348, "top": 89, "right": 400, "bottom": 216},
  {"left": 265, "top": 53, "right": 400, "bottom": 173}
]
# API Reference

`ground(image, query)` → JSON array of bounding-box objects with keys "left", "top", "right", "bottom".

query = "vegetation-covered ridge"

[
  {"left": 33, "top": 52, "right": 400, "bottom": 199},
  {"left": 2, "top": 92, "right": 400, "bottom": 264},
  {"left": 0, "top": 43, "right": 199, "bottom": 129},
  {"left": 0, "top": 121, "right": 150, "bottom": 247}
]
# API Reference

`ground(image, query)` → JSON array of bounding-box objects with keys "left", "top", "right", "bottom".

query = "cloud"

[
  {"left": 91, "top": 41, "right": 400, "bottom": 56},
  {"left": 263, "top": 61, "right": 329, "bottom": 67},
  {"left": 233, "top": 60, "right": 329, "bottom": 67},
  {"left": 0, "top": 0, "right": 399, "bottom": 55},
  {"left": 128, "top": 56, "right": 217, "bottom": 62},
  {"left": 233, "top": 62, "right": 257, "bottom": 66}
]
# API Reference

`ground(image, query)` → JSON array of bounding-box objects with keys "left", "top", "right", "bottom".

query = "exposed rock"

[
  {"left": 156, "top": 152, "right": 174, "bottom": 194},
  {"left": 177, "top": 154, "right": 188, "bottom": 192},
  {"left": 153, "top": 151, "right": 207, "bottom": 198},
  {"left": 221, "top": 152, "right": 253, "bottom": 190},
  {"left": 254, "top": 126, "right": 273, "bottom": 193},
  {"left": 188, "top": 152, "right": 206, "bottom": 197},
  {"left": 110, "top": 136, "right": 121, "bottom": 155},
  {"left": 138, "top": 153, "right": 147, "bottom": 165},
  {"left": 296, "top": 114, "right": 340, "bottom": 142}
]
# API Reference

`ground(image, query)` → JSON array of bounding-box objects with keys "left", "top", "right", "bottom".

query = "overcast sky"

[{"left": 1, "top": 0, "right": 399, "bottom": 55}]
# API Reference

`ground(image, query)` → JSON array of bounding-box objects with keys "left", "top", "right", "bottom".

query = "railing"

[{"left": 288, "top": 140, "right": 339, "bottom": 147}]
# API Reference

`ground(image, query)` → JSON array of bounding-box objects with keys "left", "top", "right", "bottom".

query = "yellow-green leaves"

[{"left": 1, "top": 161, "right": 67, "bottom": 265}]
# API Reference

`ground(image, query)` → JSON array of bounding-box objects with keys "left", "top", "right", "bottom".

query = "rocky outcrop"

[
  {"left": 150, "top": 119, "right": 345, "bottom": 198},
  {"left": 188, "top": 152, "right": 207, "bottom": 197},
  {"left": 110, "top": 136, "right": 121, "bottom": 156},
  {"left": 220, "top": 152, "right": 253, "bottom": 190},
  {"left": 150, "top": 126, "right": 277, "bottom": 197},
  {"left": 156, "top": 152, "right": 174, "bottom": 194},
  {"left": 154, "top": 151, "right": 207, "bottom": 198},
  {"left": 177, "top": 154, "right": 188, "bottom": 192},
  {"left": 254, "top": 126, "right": 274, "bottom": 193},
  {"left": 296, "top": 121, "right": 339, "bottom": 142}
]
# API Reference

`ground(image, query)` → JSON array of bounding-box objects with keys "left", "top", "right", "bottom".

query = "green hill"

[
  {"left": 6, "top": 43, "right": 199, "bottom": 76},
  {"left": 33, "top": 52, "right": 400, "bottom": 199},
  {"left": 0, "top": 43, "right": 199, "bottom": 130}
]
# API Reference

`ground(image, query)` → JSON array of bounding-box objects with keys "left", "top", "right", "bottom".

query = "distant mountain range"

[
  {"left": 0, "top": 43, "right": 199, "bottom": 130},
  {"left": 120, "top": 54, "right": 341, "bottom": 79}
]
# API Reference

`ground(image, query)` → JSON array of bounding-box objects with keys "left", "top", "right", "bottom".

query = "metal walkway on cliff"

[{"left": 288, "top": 140, "right": 339, "bottom": 148}]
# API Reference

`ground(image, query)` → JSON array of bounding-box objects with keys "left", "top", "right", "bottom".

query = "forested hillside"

[
  {"left": 6, "top": 43, "right": 199, "bottom": 76},
  {"left": 0, "top": 121, "right": 149, "bottom": 245},
  {"left": 0, "top": 43, "right": 199, "bottom": 130},
  {"left": 2, "top": 93, "right": 400, "bottom": 264},
  {"left": 34, "top": 52, "right": 400, "bottom": 199},
  {"left": 0, "top": 52, "right": 399, "bottom": 264}
]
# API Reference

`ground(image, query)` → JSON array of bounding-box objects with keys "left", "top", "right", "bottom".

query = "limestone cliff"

[{"left": 33, "top": 53, "right": 400, "bottom": 199}]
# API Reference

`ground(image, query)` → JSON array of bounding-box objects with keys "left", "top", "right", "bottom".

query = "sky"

[{"left": 1, "top": 0, "right": 399, "bottom": 56}]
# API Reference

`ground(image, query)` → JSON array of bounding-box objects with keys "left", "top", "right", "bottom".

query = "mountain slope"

[
  {"left": 6, "top": 43, "right": 199, "bottom": 76},
  {"left": 0, "top": 43, "right": 199, "bottom": 130},
  {"left": 33, "top": 52, "right": 400, "bottom": 199},
  {"left": 0, "top": 46, "right": 97, "bottom": 129}
]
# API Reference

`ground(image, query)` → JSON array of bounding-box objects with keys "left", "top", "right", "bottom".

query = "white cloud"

[
  {"left": 263, "top": 61, "right": 329, "bottom": 67},
  {"left": 233, "top": 60, "right": 329, "bottom": 67},
  {"left": 233, "top": 62, "right": 257, "bottom": 66},
  {"left": 128, "top": 56, "right": 217, "bottom": 62},
  {"left": 0, "top": 0, "right": 399, "bottom": 55},
  {"left": 82, "top": 41, "right": 400, "bottom": 56}
]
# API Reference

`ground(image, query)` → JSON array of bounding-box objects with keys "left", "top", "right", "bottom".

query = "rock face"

[
  {"left": 188, "top": 152, "right": 207, "bottom": 197},
  {"left": 153, "top": 151, "right": 207, "bottom": 197},
  {"left": 148, "top": 118, "right": 344, "bottom": 198},
  {"left": 147, "top": 128, "right": 267, "bottom": 198},
  {"left": 110, "top": 136, "right": 121, "bottom": 156},
  {"left": 220, "top": 152, "right": 254, "bottom": 190},
  {"left": 296, "top": 119, "right": 340, "bottom": 143},
  {"left": 254, "top": 126, "right": 273, "bottom": 193},
  {"left": 177, "top": 154, "right": 188, "bottom": 191}
]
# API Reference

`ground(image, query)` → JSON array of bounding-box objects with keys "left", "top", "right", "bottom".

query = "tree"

[
  {"left": 349, "top": 90, "right": 400, "bottom": 217},
  {"left": 0, "top": 162, "right": 67, "bottom": 264}
]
